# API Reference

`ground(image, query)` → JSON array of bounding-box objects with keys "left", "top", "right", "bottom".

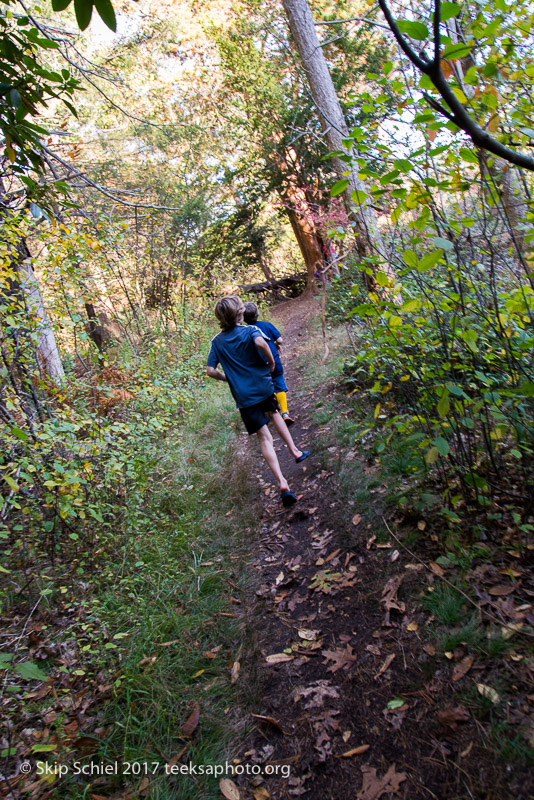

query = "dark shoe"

[
  {"left": 281, "top": 489, "right": 298, "bottom": 507},
  {"left": 295, "top": 450, "right": 310, "bottom": 464},
  {"left": 282, "top": 412, "right": 295, "bottom": 426}
]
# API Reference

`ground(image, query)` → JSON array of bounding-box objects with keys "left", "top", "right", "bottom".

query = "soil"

[{"left": 232, "top": 298, "right": 534, "bottom": 800}]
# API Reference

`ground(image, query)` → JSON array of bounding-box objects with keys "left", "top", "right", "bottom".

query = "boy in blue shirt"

[
  {"left": 206, "top": 295, "right": 309, "bottom": 507},
  {"left": 243, "top": 302, "right": 294, "bottom": 426}
]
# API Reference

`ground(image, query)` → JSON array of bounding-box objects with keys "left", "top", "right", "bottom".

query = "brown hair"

[
  {"left": 243, "top": 302, "right": 259, "bottom": 325},
  {"left": 214, "top": 295, "right": 244, "bottom": 330}
]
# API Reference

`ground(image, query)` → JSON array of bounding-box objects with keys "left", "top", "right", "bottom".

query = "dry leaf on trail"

[
  {"left": 253, "top": 788, "right": 270, "bottom": 800},
  {"left": 165, "top": 744, "right": 188, "bottom": 769},
  {"left": 265, "top": 652, "right": 294, "bottom": 665},
  {"left": 322, "top": 644, "right": 357, "bottom": 673},
  {"left": 251, "top": 713, "right": 290, "bottom": 735},
  {"left": 156, "top": 639, "right": 180, "bottom": 647},
  {"left": 337, "top": 744, "right": 370, "bottom": 758},
  {"left": 357, "top": 764, "right": 407, "bottom": 800},
  {"left": 220, "top": 778, "right": 240, "bottom": 800},
  {"left": 429, "top": 561, "right": 445, "bottom": 577},
  {"left": 230, "top": 661, "right": 240, "bottom": 684},
  {"left": 352, "top": 513, "right": 361, "bottom": 526},
  {"left": 381, "top": 575, "right": 405, "bottom": 625},
  {"left": 182, "top": 702, "right": 200, "bottom": 737},
  {"left": 437, "top": 705, "right": 470, "bottom": 729},
  {"left": 298, "top": 629, "right": 319, "bottom": 641},
  {"left": 489, "top": 584, "right": 515, "bottom": 596},
  {"left": 452, "top": 655, "right": 473, "bottom": 682},
  {"left": 292, "top": 680, "right": 340, "bottom": 708},
  {"left": 476, "top": 683, "right": 501, "bottom": 704},
  {"left": 373, "top": 653, "right": 395, "bottom": 680}
]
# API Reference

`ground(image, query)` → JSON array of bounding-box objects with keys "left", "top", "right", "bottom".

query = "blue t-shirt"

[
  {"left": 207, "top": 325, "right": 274, "bottom": 409},
  {"left": 254, "top": 320, "right": 283, "bottom": 376}
]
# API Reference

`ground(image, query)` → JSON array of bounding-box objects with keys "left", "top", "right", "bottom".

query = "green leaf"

[
  {"left": 351, "top": 189, "right": 369, "bottom": 204},
  {"left": 2, "top": 474, "right": 19, "bottom": 492},
  {"left": 397, "top": 20, "right": 429, "bottom": 41},
  {"left": 51, "top": 0, "right": 74, "bottom": 10},
  {"left": 32, "top": 744, "right": 57, "bottom": 753},
  {"left": 387, "top": 697, "right": 405, "bottom": 710},
  {"left": 10, "top": 426, "right": 28, "bottom": 442},
  {"left": 437, "top": 391, "right": 450, "bottom": 417},
  {"left": 402, "top": 250, "right": 419, "bottom": 268},
  {"left": 93, "top": 0, "right": 117, "bottom": 32},
  {"left": 389, "top": 316, "right": 402, "bottom": 328},
  {"left": 330, "top": 178, "right": 349, "bottom": 197},
  {"left": 433, "top": 436, "right": 449, "bottom": 455},
  {"left": 440, "top": 3, "right": 461, "bottom": 22},
  {"left": 73, "top": 0, "right": 94, "bottom": 30},
  {"left": 417, "top": 250, "right": 443, "bottom": 272},
  {"left": 459, "top": 147, "right": 479, "bottom": 164},
  {"left": 442, "top": 43, "right": 472, "bottom": 60},
  {"left": 432, "top": 236, "right": 454, "bottom": 251},
  {"left": 426, "top": 446, "right": 439, "bottom": 465},
  {"left": 14, "top": 661, "right": 48, "bottom": 681},
  {"left": 375, "top": 270, "right": 389, "bottom": 287}
]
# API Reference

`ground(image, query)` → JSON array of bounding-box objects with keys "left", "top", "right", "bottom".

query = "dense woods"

[{"left": 1, "top": 1, "right": 533, "bottom": 798}]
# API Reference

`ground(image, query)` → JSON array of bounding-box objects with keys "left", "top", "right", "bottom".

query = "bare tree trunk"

[
  {"left": 18, "top": 253, "right": 65, "bottom": 385},
  {"left": 281, "top": 0, "right": 388, "bottom": 269}
]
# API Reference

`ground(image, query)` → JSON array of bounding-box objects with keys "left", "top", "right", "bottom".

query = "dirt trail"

[{"left": 232, "top": 298, "right": 529, "bottom": 800}]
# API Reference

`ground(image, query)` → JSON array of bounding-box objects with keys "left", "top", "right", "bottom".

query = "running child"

[
  {"left": 243, "top": 302, "right": 294, "bottom": 426},
  {"left": 206, "top": 295, "right": 309, "bottom": 507}
]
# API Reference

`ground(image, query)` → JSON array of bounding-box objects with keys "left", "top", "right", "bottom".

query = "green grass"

[{"left": 58, "top": 385, "right": 260, "bottom": 799}]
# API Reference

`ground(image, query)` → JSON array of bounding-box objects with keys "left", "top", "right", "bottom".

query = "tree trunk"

[
  {"left": 18, "top": 253, "right": 65, "bottom": 385},
  {"left": 284, "top": 201, "right": 323, "bottom": 294},
  {"left": 281, "top": 0, "right": 388, "bottom": 269}
]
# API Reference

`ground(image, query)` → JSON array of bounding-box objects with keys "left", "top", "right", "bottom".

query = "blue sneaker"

[{"left": 295, "top": 450, "right": 310, "bottom": 464}]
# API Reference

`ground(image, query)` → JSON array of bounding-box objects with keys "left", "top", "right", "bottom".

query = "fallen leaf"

[
  {"left": 156, "top": 640, "right": 180, "bottom": 647},
  {"left": 452, "top": 655, "right": 473, "bottom": 682},
  {"left": 374, "top": 653, "right": 395, "bottom": 680},
  {"left": 325, "top": 548, "right": 341, "bottom": 562},
  {"left": 489, "top": 584, "right": 515, "bottom": 597},
  {"left": 476, "top": 683, "right": 500, "bottom": 704},
  {"left": 417, "top": 520, "right": 426, "bottom": 530},
  {"left": 322, "top": 644, "right": 357, "bottom": 673},
  {"left": 251, "top": 713, "right": 290, "bottom": 735},
  {"left": 338, "top": 744, "right": 370, "bottom": 758},
  {"left": 460, "top": 741, "right": 473, "bottom": 758},
  {"left": 352, "top": 513, "right": 361, "bottom": 526},
  {"left": 437, "top": 705, "right": 470, "bottom": 730},
  {"left": 253, "top": 788, "right": 270, "bottom": 800},
  {"left": 429, "top": 561, "right": 445, "bottom": 577},
  {"left": 182, "top": 703, "right": 200, "bottom": 737},
  {"left": 406, "top": 621, "right": 418, "bottom": 631},
  {"left": 298, "top": 629, "right": 319, "bottom": 641},
  {"left": 357, "top": 763, "right": 407, "bottom": 800},
  {"left": 265, "top": 653, "right": 294, "bottom": 665},
  {"left": 342, "top": 730, "right": 351, "bottom": 742},
  {"left": 203, "top": 646, "right": 221, "bottom": 659},
  {"left": 220, "top": 778, "right": 240, "bottom": 800},
  {"left": 381, "top": 575, "right": 405, "bottom": 625},
  {"left": 292, "top": 680, "right": 339, "bottom": 708},
  {"left": 230, "top": 661, "right": 240, "bottom": 684}
]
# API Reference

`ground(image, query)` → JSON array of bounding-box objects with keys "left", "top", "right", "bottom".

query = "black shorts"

[{"left": 239, "top": 394, "right": 279, "bottom": 435}]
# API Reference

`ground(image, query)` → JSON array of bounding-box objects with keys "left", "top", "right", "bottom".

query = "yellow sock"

[{"left": 276, "top": 391, "right": 288, "bottom": 415}]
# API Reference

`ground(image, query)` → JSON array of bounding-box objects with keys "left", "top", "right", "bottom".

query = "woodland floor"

[{"left": 228, "top": 297, "right": 534, "bottom": 800}]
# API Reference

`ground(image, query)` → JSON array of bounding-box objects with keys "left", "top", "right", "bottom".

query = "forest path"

[{"left": 231, "top": 297, "right": 514, "bottom": 800}]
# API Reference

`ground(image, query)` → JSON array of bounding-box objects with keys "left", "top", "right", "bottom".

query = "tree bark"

[
  {"left": 283, "top": 199, "right": 323, "bottom": 294},
  {"left": 18, "top": 253, "right": 65, "bottom": 385},
  {"left": 281, "top": 0, "right": 387, "bottom": 268}
]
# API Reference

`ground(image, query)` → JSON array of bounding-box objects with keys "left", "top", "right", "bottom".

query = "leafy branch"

[{"left": 376, "top": 0, "right": 534, "bottom": 171}]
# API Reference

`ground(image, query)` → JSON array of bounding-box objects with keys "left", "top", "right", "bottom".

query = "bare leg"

[
  {"left": 256, "top": 424, "right": 290, "bottom": 491},
  {"left": 268, "top": 411, "right": 303, "bottom": 459}
]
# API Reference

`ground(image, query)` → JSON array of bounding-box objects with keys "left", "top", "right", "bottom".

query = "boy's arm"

[
  {"left": 255, "top": 336, "right": 276, "bottom": 371},
  {"left": 274, "top": 336, "right": 283, "bottom": 353},
  {"left": 206, "top": 366, "right": 227, "bottom": 382}
]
